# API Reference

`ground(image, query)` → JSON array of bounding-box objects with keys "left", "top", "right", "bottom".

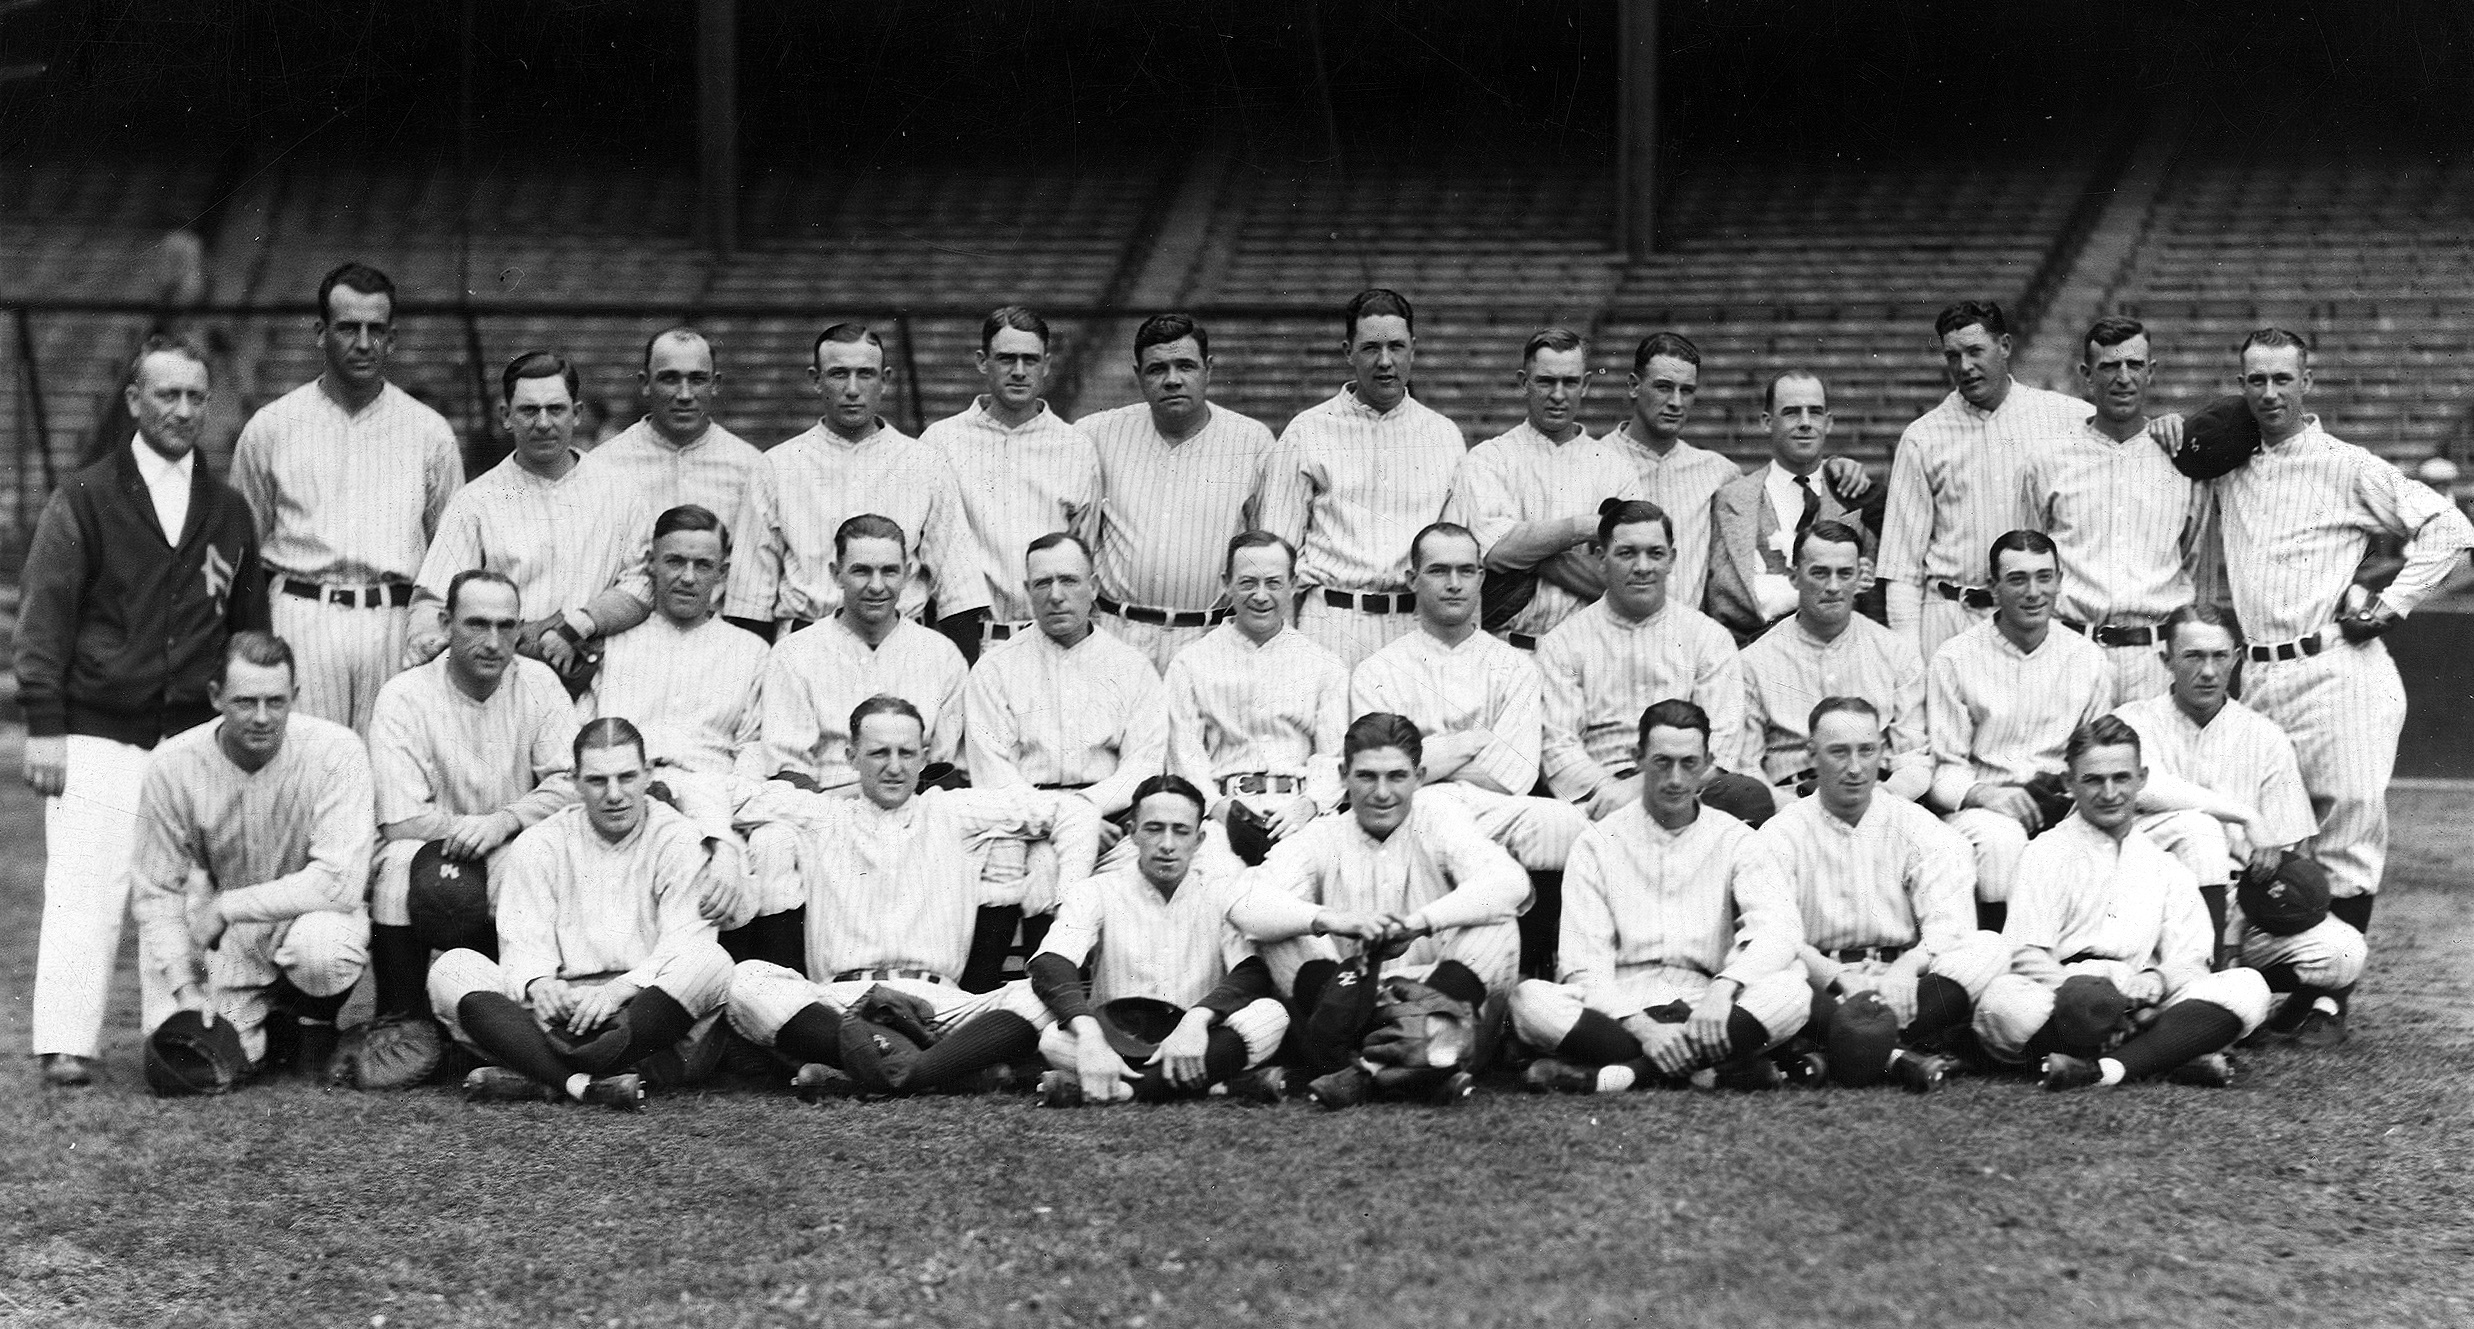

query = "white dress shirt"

[{"left": 130, "top": 440, "right": 194, "bottom": 545}]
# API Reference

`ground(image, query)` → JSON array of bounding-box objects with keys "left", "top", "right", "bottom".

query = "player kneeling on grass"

[
  {"left": 431, "top": 717, "right": 742, "bottom": 1110},
  {"left": 1972, "top": 716, "right": 2273, "bottom": 1090},
  {"left": 130, "top": 631, "right": 374, "bottom": 1093},
  {"left": 1512, "top": 699, "right": 1811, "bottom": 1094},
  {"left": 1028, "top": 774, "right": 1385, "bottom": 1107},
  {"left": 724, "top": 695, "right": 1102, "bottom": 1098},
  {"left": 1757, "top": 697, "right": 2006, "bottom": 1093}
]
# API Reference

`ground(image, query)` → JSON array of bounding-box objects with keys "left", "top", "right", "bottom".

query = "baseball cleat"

[
  {"left": 1774, "top": 1048, "right": 1830, "bottom": 1087},
  {"left": 1520, "top": 1057, "right": 1599, "bottom": 1094},
  {"left": 1708, "top": 1056, "right": 1785, "bottom": 1092},
  {"left": 2039, "top": 1053, "right": 2102, "bottom": 1091},
  {"left": 462, "top": 1066, "right": 555, "bottom": 1103},
  {"left": 1035, "top": 1070, "right": 1085, "bottom": 1108},
  {"left": 2166, "top": 1053, "right": 2235, "bottom": 1087},
  {"left": 1306, "top": 1064, "right": 1374, "bottom": 1110},
  {"left": 1222, "top": 1066, "right": 1288, "bottom": 1106},
  {"left": 583, "top": 1073, "right": 647, "bottom": 1111},
  {"left": 1427, "top": 1069, "right": 1476, "bottom": 1107},
  {"left": 2289, "top": 1009, "right": 2348, "bottom": 1049},
  {"left": 1887, "top": 1051, "right": 1954, "bottom": 1095},
  {"left": 792, "top": 1063, "right": 862, "bottom": 1103}
]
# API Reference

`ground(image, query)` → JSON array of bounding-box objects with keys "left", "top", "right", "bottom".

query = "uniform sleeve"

[
  {"left": 729, "top": 652, "right": 769, "bottom": 774},
  {"left": 1448, "top": 445, "right": 1519, "bottom": 558},
  {"left": 1412, "top": 822, "right": 1528, "bottom": 933},
  {"left": 492, "top": 827, "right": 566, "bottom": 999},
  {"left": 1716, "top": 835, "right": 1805, "bottom": 987},
  {"left": 128, "top": 760, "right": 207, "bottom": 995},
  {"left": 2356, "top": 457, "right": 2474, "bottom": 617},
  {"left": 422, "top": 424, "right": 466, "bottom": 546},
  {"left": 1882, "top": 638, "right": 1934, "bottom": 786},
  {"left": 2251, "top": 724, "right": 2320, "bottom": 848},
  {"left": 1035, "top": 877, "right": 1105, "bottom": 968},
  {"left": 13, "top": 488, "right": 89, "bottom": 738},
  {"left": 581, "top": 494, "right": 658, "bottom": 625},
  {"left": 1925, "top": 648, "right": 1980, "bottom": 811},
  {"left": 722, "top": 462, "right": 786, "bottom": 622},
  {"left": 505, "top": 674, "right": 581, "bottom": 829},
  {"left": 1877, "top": 428, "right": 1932, "bottom": 588},
  {"left": 1306, "top": 657, "right": 1350, "bottom": 812},
  {"left": 1224, "top": 874, "right": 1326, "bottom": 942},
  {"left": 962, "top": 657, "right": 1028, "bottom": 789},
  {"left": 370, "top": 683, "right": 448, "bottom": 837},
  {"left": 919, "top": 450, "right": 992, "bottom": 618},
  {"left": 1691, "top": 625, "right": 1753, "bottom": 778},
  {"left": 1555, "top": 826, "right": 1619, "bottom": 994},
  {"left": 215, "top": 737, "right": 375, "bottom": 923},
  {"left": 1907, "top": 815, "right": 1981, "bottom": 959},
  {"left": 1538, "top": 628, "right": 1611, "bottom": 802},
  {"left": 617, "top": 821, "right": 726, "bottom": 991},
  {"left": 229, "top": 414, "right": 278, "bottom": 543},
  {"left": 1254, "top": 430, "right": 1313, "bottom": 556},
  {"left": 754, "top": 645, "right": 825, "bottom": 784},
  {"left": 1163, "top": 655, "right": 1217, "bottom": 799},
  {"left": 2152, "top": 857, "right": 2214, "bottom": 998},
  {"left": 1999, "top": 838, "right": 2072, "bottom": 984},
  {"left": 1085, "top": 659, "right": 1168, "bottom": 817},
  {"left": 413, "top": 493, "right": 480, "bottom": 605},
  {"left": 946, "top": 787, "right": 1102, "bottom": 884},
  {"left": 1065, "top": 440, "right": 1103, "bottom": 547},
  {"left": 2016, "top": 452, "right": 2054, "bottom": 534},
  {"left": 1466, "top": 651, "right": 1545, "bottom": 795},
  {"left": 925, "top": 644, "right": 969, "bottom": 771}
]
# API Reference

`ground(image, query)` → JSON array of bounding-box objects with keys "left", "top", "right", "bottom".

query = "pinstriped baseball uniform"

[
  {"left": 231, "top": 379, "right": 463, "bottom": 732},
  {"left": 2113, "top": 694, "right": 2317, "bottom": 851},
  {"left": 125, "top": 714, "right": 375, "bottom": 1058},
  {"left": 1602, "top": 423, "right": 1740, "bottom": 613},
  {"left": 1445, "top": 423, "right": 1643, "bottom": 639},
  {"left": 1925, "top": 621, "right": 2110, "bottom": 805},
  {"left": 1352, "top": 626, "right": 1545, "bottom": 796},
  {"left": 1164, "top": 624, "right": 1349, "bottom": 812},
  {"left": 1537, "top": 598, "right": 1746, "bottom": 802},
  {"left": 1755, "top": 793, "right": 1974, "bottom": 955},
  {"left": 573, "top": 417, "right": 782, "bottom": 621},
  {"left": 757, "top": 614, "right": 968, "bottom": 792},
  {"left": 413, "top": 452, "right": 653, "bottom": 624},
  {"left": 488, "top": 802, "right": 728, "bottom": 1006},
  {"left": 585, "top": 614, "right": 769, "bottom": 777},
  {"left": 2018, "top": 419, "right": 2203, "bottom": 704},
  {"left": 1279, "top": 386, "right": 1464, "bottom": 667},
  {"left": 765, "top": 418, "right": 987, "bottom": 624},
  {"left": 1248, "top": 796, "right": 1528, "bottom": 989},
  {"left": 964, "top": 625, "right": 1166, "bottom": 817},
  {"left": 1733, "top": 614, "right": 1929, "bottom": 792},
  {"left": 1039, "top": 865, "right": 1260, "bottom": 1008},
  {"left": 1079, "top": 401, "right": 1296, "bottom": 672},
  {"left": 2211, "top": 417, "right": 2474, "bottom": 899},
  {"left": 1878, "top": 380, "right": 2085, "bottom": 657},
  {"left": 926, "top": 398, "right": 1102, "bottom": 626}
]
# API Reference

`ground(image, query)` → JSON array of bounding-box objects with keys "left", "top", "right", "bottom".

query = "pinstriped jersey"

[
  {"left": 1557, "top": 802, "right": 1800, "bottom": 995},
  {"left": 1164, "top": 624, "right": 1349, "bottom": 811},
  {"left": 231, "top": 379, "right": 462, "bottom": 583},
  {"left": 1878, "top": 379, "right": 2084, "bottom": 591},
  {"left": 2111, "top": 694, "right": 2317, "bottom": 850},
  {"left": 1537, "top": 597, "right": 1746, "bottom": 802},
  {"left": 757, "top": 614, "right": 967, "bottom": 792},
  {"left": 927, "top": 398, "right": 1102, "bottom": 623},
  {"left": 765, "top": 419, "right": 985, "bottom": 624},
  {"left": 1079, "top": 401, "right": 1297, "bottom": 613},
  {"left": 964, "top": 624, "right": 1166, "bottom": 817},
  {"left": 1733, "top": 614, "right": 1929, "bottom": 786},
  {"left": 1278, "top": 386, "right": 1464, "bottom": 594},
  {"left": 2004, "top": 813, "right": 2211, "bottom": 997},
  {"left": 1924, "top": 620, "right": 2109, "bottom": 807},
  {"left": 1249, "top": 797, "right": 1528, "bottom": 944},
  {"left": 1351, "top": 626, "right": 1545, "bottom": 795},
  {"left": 585, "top": 614, "right": 768, "bottom": 777},
  {"left": 494, "top": 801, "right": 717, "bottom": 998},
  {"left": 573, "top": 417, "right": 782, "bottom": 621},
  {"left": 1446, "top": 422, "right": 1643, "bottom": 638},
  {"left": 413, "top": 452, "right": 653, "bottom": 622},
  {"left": 1602, "top": 424, "right": 1739, "bottom": 611},
  {"left": 370, "top": 655, "right": 578, "bottom": 829},
  {"left": 2018, "top": 419, "right": 2203, "bottom": 627},
  {"left": 1755, "top": 792, "right": 1975, "bottom": 955},
  {"left": 1039, "top": 864, "right": 1258, "bottom": 1008}
]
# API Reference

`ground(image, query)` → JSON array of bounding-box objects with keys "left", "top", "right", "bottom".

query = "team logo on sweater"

[{"left": 201, "top": 546, "right": 234, "bottom": 611}]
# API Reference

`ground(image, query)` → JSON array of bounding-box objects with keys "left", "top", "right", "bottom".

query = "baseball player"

[
  {"left": 1444, "top": 327, "right": 1641, "bottom": 647},
  {"left": 1079, "top": 313, "right": 1301, "bottom": 673},
  {"left": 1537, "top": 499, "right": 1772, "bottom": 827},
  {"left": 1757, "top": 698, "right": 2007, "bottom": 1092},
  {"left": 766, "top": 323, "right": 986, "bottom": 644},
  {"left": 408, "top": 352, "right": 654, "bottom": 693},
  {"left": 724, "top": 696, "right": 1102, "bottom": 1097},
  {"left": 1279, "top": 288, "right": 1466, "bottom": 668},
  {"left": 572, "top": 327, "right": 783, "bottom": 635},
  {"left": 358, "top": 570, "right": 579, "bottom": 1084},
  {"left": 1512, "top": 699, "right": 1811, "bottom": 1094},
  {"left": 230, "top": 261, "right": 463, "bottom": 733},
  {"left": 1599, "top": 333, "right": 1736, "bottom": 613},
  {"left": 2201, "top": 327, "right": 2473, "bottom": 1040},
  {"left": 1242, "top": 712, "right": 1529, "bottom": 1109},
  {"left": 925, "top": 306, "right": 1102, "bottom": 652},
  {"left": 1704, "top": 372, "right": 1878, "bottom": 645},
  {"left": 18, "top": 335, "right": 270, "bottom": 1087},
  {"left": 431, "top": 718, "right": 737, "bottom": 1110},
  {"left": 1730, "top": 520, "right": 1931, "bottom": 807},
  {"left": 2018, "top": 317, "right": 2205, "bottom": 706},
  {"left": 1972, "top": 718, "right": 2273, "bottom": 1090},
  {"left": 125, "top": 632, "right": 372, "bottom": 1081},
  {"left": 2114, "top": 605, "right": 2364, "bottom": 1040},
  {"left": 1878, "top": 301, "right": 2088, "bottom": 660},
  {"left": 1027, "top": 774, "right": 1380, "bottom": 1107},
  {"left": 1164, "top": 531, "right": 1348, "bottom": 865},
  {"left": 1925, "top": 530, "right": 2110, "bottom": 930}
]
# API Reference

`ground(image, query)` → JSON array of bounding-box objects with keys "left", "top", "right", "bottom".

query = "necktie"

[{"left": 1794, "top": 474, "right": 1821, "bottom": 533}]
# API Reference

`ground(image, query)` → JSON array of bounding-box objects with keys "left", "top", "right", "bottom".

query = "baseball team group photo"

[{"left": 7, "top": 2, "right": 2474, "bottom": 1326}]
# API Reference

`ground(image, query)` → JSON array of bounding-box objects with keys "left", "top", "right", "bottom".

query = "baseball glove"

[
  {"left": 1301, "top": 953, "right": 1387, "bottom": 1073},
  {"left": 145, "top": 1008, "right": 251, "bottom": 1097},
  {"left": 1361, "top": 976, "right": 1477, "bottom": 1070},
  {"left": 851, "top": 985, "right": 942, "bottom": 1050},
  {"left": 332, "top": 1013, "right": 446, "bottom": 1090}
]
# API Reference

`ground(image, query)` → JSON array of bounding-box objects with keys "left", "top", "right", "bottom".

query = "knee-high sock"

[
  {"left": 1021, "top": 911, "right": 1054, "bottom": 958},
  {"left": 1301, "top": 958, "right": 1383, "bottom": 1073},
  {"left": 370, "top": 924, "right": 431, "bottom": 1020},
  {"left": 775, "top": 1004, "right": 843, "bottom": 1067},
  {"left": 720, "top": 907, "right": 807, "bottom": 974},
  {"left": 458, "top": 992, "right": 572, "bottom": 1089},
  {"left": 2111, "top": 1000, "right": 2243, "bottom": 1079},
  {"left": 901, "top": 1010, "right": 1039, "bottom": 1091},
  {"left": 1556, "top": 1008, "right": 1645, "bottom": 1065},
  {"left": 1518, "top": 872, "right": 1562, "bottom": 979},
  {"left": 587, "top": 986, "right": 695, "bottom": 1075},
  {"left": 2328, "top": 894, "right": 2374, "bottom": 937},
  {"left": 960, "top": 906, "right": 1023, "bottom": 994},
  {"left": 1130, "top": 1026, "right": 1253, "bottom": 1100},
  {"left": 1292, "top": 958, "right": 1338, "bottom": 1012},
  {"left": 291, "top": 986, "right": 351, "bottom": 1023},
  {"left": 1976, "top": 901, "right": 2009, "bottom": 934},
  {"left": 1717, "top": 1008, "right": 1774, "bottom": 1063},
  {"left": 2198, "top": 884, "right": 2230, "bottom": 969},
  {"left": 1907, "top": 974, "right": 1972, "bottom": 1043},
  {"left": 1421, "top": 960, "right": 1486, "bottom": 1011}
]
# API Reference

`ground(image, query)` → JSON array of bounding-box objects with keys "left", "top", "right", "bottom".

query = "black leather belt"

[
  {"left": 2062, "top": 620, "right": 2158, "bottom": 648},
  {"left": 1222, "top": 772, "right": 1305, "bottom": 796},
  {"left": 833, "top": 967, "right": 947, "bottom": 986},
  {"left": 1034, "top": 781, "right": 1094, "bottom": 792},
  {"left": 1831, "top": 943, "right": 1913, "bottom": 965},
  {"left": 273, "top": 575, "right": 414, "bottom": 609},
  {"left": 1502, "top": 631, "right": 1539, "bottom": 651},
  {"left": 2248, "top": 629, "right": 2331, "bottom": 663},
  {"left": 1930, "top": 580, "right": 1994, "bottom": 610},
  {"left": 1097, "top": 596, "right": 1228, "bottom": 629},
  {"left": 1321, "top": 588, "right": 1416, "bottom": 615}
]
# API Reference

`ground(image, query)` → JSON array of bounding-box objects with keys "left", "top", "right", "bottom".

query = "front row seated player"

[
  {"left": 1513, "top": 699, "right": 1812, "bottom": 1093},
  {"left": 428, "top": 718, "right": 745, "bottom": 1110},
  {"left": 1973, "top": 716, "right": 2276, "bottom": 1091},
  {"left": 724, "top": 695, "right": 1102, "bottom": 1097}
]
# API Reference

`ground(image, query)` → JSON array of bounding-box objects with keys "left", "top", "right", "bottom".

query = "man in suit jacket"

[{"left": 1705, "top": 372, "right": 1880, "bottom": 644}]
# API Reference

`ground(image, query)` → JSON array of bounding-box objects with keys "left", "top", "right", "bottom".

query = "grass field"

[{"left": 4, "top": 720, "right": 2471, "bottom": 1328}]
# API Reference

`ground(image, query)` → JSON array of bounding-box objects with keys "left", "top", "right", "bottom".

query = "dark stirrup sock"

[
  {"left": 1907, "top": 974, "right": 1973, "bottom": 1041},
  {"left": 2198, "top": 884, "right": 2230, "bottom": 968},
  {"left": 291, "top": 986, "right": 351, "bottom": 1023},
  {"left": 1717, "top": 1007, "right": 1774, "bottom": 1062},
  {"left": 902, "top": 1011, "right": 1039, "bottom": 1090},
  {"left": 458, "top": 991, "right": 576, "bottom": 1089},
  {"left": 774, "top": 1004, "right": 844, "bottom": 1067},
  {"left": 959, "top": 906, "right": 1024, "bottom": 994},
  {"left": 605, "top": 986, "right": 696, "bottom": 1071},
  {"left": 1556, "top": 1008, "right": 1645, "bottom": 1065},
  {"left": 370, "top": 925, "right": 433, "bottom": 1020},
  {"left": 2110, "top": 1001, "right": 2244, "bottom": 1080},
  {"left": 1291, "top": 958, "right": 1339, "bottom": 1012},
  {"left": 1421, "top": 960, "right": 1487, "bottom": 1010}
]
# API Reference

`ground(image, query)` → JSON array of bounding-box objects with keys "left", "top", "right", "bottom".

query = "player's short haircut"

[
  {"left": 126, "top": 333, "right": 212, "bottom": 389},
  {"left": 1133, "top": 312, "right": 1209, "bottom": 362},
  {"left": 501, "top": 351, "right": 580, "bottom": 405},
  {"left": 1343, "top": 288, "right": 1416, "bottom": 342},
  {"left": 653, "top": 503, "right": 732, "bottom": 556},
  {"left": 981, "top": 305, "right": 1050, "bottom": 353},
  {"left": 445, "top": 568, "right": 520, "bottom": 618},
  {"left": 1636, "top": 698, "right": 1711, "bottom": 752},
  {"left": 573, "top": 716, "right": 647, "bottom": 768},
  {"left": 641, "top": 326, "right": 714, "bottom": 374},
  {"left": 1129, "top": 773, "right": 1208, "bottom": 822},
  {"left": 1409, "top": 520, "right": 1481, "bottom": 569},
  {"left": 833, "top": 512, "right": 908, "bottom": 560},
  {"left": 1807, "top": 695, "right": 1880, "bottom": 736},
  {"left": 1522, "top": 326, "right": 1585, "bottom": 364},
  {"left": 1343, "top": 712, "right": 1425, "bottom": 768},
  {"left": 1987, "top": 528, "right": 2059, "bottom": 578},
  {"left": 1631, "top": 331, "right": 1701, "bottom": 375},
  {"left": 1597, "top": 497, "right": 1674, "bottom": 549},
  {"left": 1791, "top": 518, "right": 1865, "bottom": 566},
  {"left": 1024, "top": 530, "right": 1094, "bottom": 568},
  {"left": 317, "top": 262, "right": 396, "bottom": 322},
  {"left": 1222, "top": 529, "right": 1296, "bottom": 579},
  {"left": 1763, "top": 369, "right": 1826, "bottom": 413},
  {"left": 218, "top": 630, "right": 296, "bottom": 690},
  {"left": 848, "top": 694, "right": 926, "bottom": 744},
  {"left": 2159, "top": 602, "right": 2244, "bottom": 652},
  {"left": 812, "top": 321, "right": 886, "bottom": 367},
  {"left": 2080, "top": 315, "right": 2147, "bottom": 365},
  {"left": 1935, "top": 300, "right": 2008, "bottom": 341},
  {"left": 2239, "top": 326, "right": 2313, "bottom": 365},
  {"left": 2065, "top": 714, "right": 2143, "bottom": 767}
]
